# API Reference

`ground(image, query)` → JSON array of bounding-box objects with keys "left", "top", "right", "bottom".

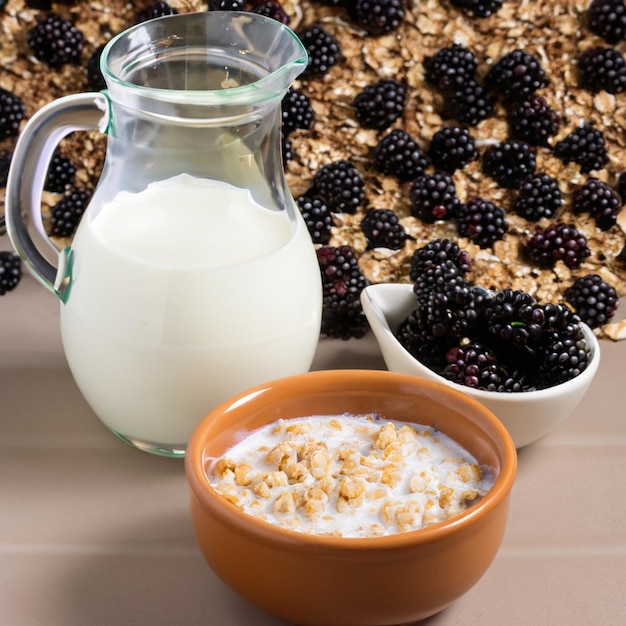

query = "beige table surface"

[{"left": 2, "top": 233, "right": 626, "bottom": 626}]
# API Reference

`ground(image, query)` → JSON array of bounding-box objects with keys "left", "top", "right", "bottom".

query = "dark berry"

[
  {"left": 135, "top": 1, "right": 178, "bottom": 23},
  {"left": 348, "top": 0, "right": 405, "bottom": 36},
  {"left": 353, "top": 79, "right": 406, "bottom": 131},
  {"left": 282, "top": 134, "right": 293, "bottom": 167},
  {"left": 444, "top": 80, "right": 494, "bottom": 126},
  {"left": 396, "top": 308, "right": 450, "bottom": 369},
  {"left": 524, "top": 222, "right": 591, "bottom": 269},
  {"left": 372, "top": 129, "right": 429, "bottom": 182},
  {"left": 296, "top": 195, "right": 333, "bottom": 245},
  {"left": 0, "top": 87, "right": 25, "bottom": 140},
  {"left": 442, "top": 341, "right": 502, "bottom": 390},
  {"left": 424, "top": 44, "right": 478, "bottom": 92},
  {"left": 578, "top": 46, "right": 626, "bottom": 94},
  {"left": 312, "top": 160, "right": 365, "bottom": 214},
  {"left": 554, "top": 122, "right": 609, "bottom": 174},
  {"left": 409, "top": 171, "right": 460, "bottom": 223},
  {"left": 86, "top": 44, "right": 106, "bottom": 91},
  {"left": 618, "top": 170, "right": 626, "bottom": 202},
  {"left": 281, "top": 88, "right": 315, "bottom": 136},
  {"left": 412, "top": 259, "right": 469, "bottom": 308},
  {"left": 0, "top": 251, "right": 21, "bottom": 295},
  {"left": 456, "top": 196, "right": 508, "bottom": 249},
  {"left": 298, "top": 25, "right": 342, "bottom": 77},
  {"left": 316, "top": 245, "right": 370, "bottom": 339},
  {"left": 44, "top": 148, "right": 76, "bottom": 193},
  {"left": 482, "top": 140, "right": 536, "bottom": 189},
  {"left": 49, "top": 187, "right": 93, "bottom": 238},
  {"left": 514, "top": 173, "right": 563, "bottom": 221},
  {"left": 27, "top": 13, "right": 83, "bottom": 68},
  {"left": 572, "top": 177, "right": 622, "bottom": 230},
  {"left": 428, "top": 125, "right": 478, "bottom": 173},
  {"left": 0, "top": 150, "right": 10, "bottom": 187},
  {"left": 536, "top": 321, "right": 589, "bottom": 387},
  {"left": 565, "top": 273, "right": 620, "bottom": 328},
  {"left": 450, "top": 0, "right": 504, "bottom": 18},
  {"left": 485, "top": 49, "right": 549, "bottom": 100},
  {"left": 507, "top": 94, "right": 561, "bottom": 146},
  {"left": 360, "top": 208, "right": 408, "bottom": 249},
  {"left": 250, "top": 0, "right": 290, "bottom": 25},
  {"left": 409, "top": 238, "right": 472, "bottom": 283},
  {"left": 588, "top": 0, "right": 626, "bottom": 44}
]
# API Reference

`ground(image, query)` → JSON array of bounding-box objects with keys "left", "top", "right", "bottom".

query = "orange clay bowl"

[{"left": 185, "top": 369, "right": 517, "bottom": 626}]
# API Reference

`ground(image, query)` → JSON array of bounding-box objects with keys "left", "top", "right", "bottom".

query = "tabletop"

[{"left": 1, "top": 235, "right": 626, "bottom": 626}]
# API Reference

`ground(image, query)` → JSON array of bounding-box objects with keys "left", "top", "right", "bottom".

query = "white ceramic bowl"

[{"left": 361, "top": 283, "right": 601, "bottom": 448}]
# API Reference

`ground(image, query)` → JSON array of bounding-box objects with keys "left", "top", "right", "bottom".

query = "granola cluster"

[
  {"left": 209, "top": 415, "right": 492, "bottom": 537},
  {"left": 1, "top": 0, "right": 625, "bottom": 337}
]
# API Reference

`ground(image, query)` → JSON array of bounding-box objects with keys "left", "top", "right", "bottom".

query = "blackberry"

[
  {"left": 0, "top": 251, "right": 21, "bottom": 295},
  {"left": 208, "top": 0, "right": 244, "bottom": 8},
  {"left": 348, "top": 0, "right": 405, "bottom": 36},
  {"left": 250, "top": 0, "right": 290, "bottom": 25},
  {"left": 514, "top": 173, "right": 563, "bottom": 221},
  {"left": 428, "top": 125, "right": 478, "bottom": 173},
  {"left": 298, "top": 25, "right": 342, "bottom": 78},
  {"left": 578, "top": 46, "right": 626, "bottom": 94},
  {"left": 565, "top": 273, "right": 620, "bottom": 328},
  {"left": 507, "top": 94, "right": 561, "bottom": 146},
  {"left": 444, "top": 80, "right": 494, "bottom": 126},
  {"left": 456, "top": 196, "right": 508, "bottom": 249},
  {"left": 482, "top": 140, "right": 536, "bottom": 189},
  {"left": 554, "top": 122, "right": 609, "bottom": 174},
  {"left": 0, "top": 87, "right": 25, "bottom": 140},
  {"left": 316, "top": 245, "right": 370, "bottom": 339},
  {"left": 572, "top": 177, "right": 622, "bottom": 231},
  {"left": 536, "top": 321, "right": 589, "bottom": 387},
  {"left": 485, "top": 49, "right": 549, "bottom": 101},
  {"left": 479, "top": 288, "right": 544, "bottom": 355},
  {"left": 282, "top": 134, "right": 293, "bottom": 167},
  {"left": 281, "top": 88, "right": 314, "bottom": 136},
  {"left": 449, "top": 0, "right": 504, "bottom": 18},
  {"left": 27, "top": 13, "right": 83, "bottom": 68},
  {"left": 409, "top": 171, "right": 460, "bottom": 223},
  {"left": 44, "top": 148, "right": 76, "bottom": 193},
  {"left": 135, "top": 1, "right": 178, "bottom": 23},
  {"left": 412, "top": 258, "right": 468, "bottom": 308},
  {"left": 395, "top": 308, "right": 450, "bottom": 370},
  {"left": 424, "top": 44, "right": 478, "bottom": 92},
  {"left": 372, "top": 129, "right": 429, "bottom": 182},
  {"left": 353, "top": 79, "right": 406, "bottom": 131},
  {"left": 523, "top": 222, "right": 591, "bottom": 269},
  {"left": 49, "top": 187, "right": 92, "bottom": 238},
  {"left": 86, "top": 44, "right": 106, "bottom": 91},
  {"left": 409, "top": 238, "right": 472, "bottom": 283},
  {"left": 0, "top": 150, "right": 10, "bottom": 187},
  {"left": 618, "top": 170, "right": 626, "bottom": 202},
  {"left": 296, "top": 195, "right": 333, "bottom": 245},
  {"left": 312, "top": 160, "right": 365, "bottom": 214},
  {"left": 360, "top": 208, "right": 408, "bottom": 250},
  {"left": 588, "top": 0, "right": 626, "bottom": 44},
  {"left": 442, "top": 341, "right": 502, "bottom": 390}
]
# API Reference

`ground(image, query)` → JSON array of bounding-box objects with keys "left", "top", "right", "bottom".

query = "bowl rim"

[
  {"left": 185, "top": 369, "right": 517, "bottom": 551},
  {"left": 360, "top": 282, "right": 601, "bottom": 403}
]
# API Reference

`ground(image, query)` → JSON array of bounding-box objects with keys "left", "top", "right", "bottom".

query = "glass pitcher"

[{"left": 5, "top": 12, "right": 322, "bottom": 458}]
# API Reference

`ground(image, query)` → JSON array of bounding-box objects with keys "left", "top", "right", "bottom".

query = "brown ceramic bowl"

[{"left": 185, "top": 369, "right": 517, "bottom": 626}]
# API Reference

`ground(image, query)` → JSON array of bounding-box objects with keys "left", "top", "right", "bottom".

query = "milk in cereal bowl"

[{"left": 185, "top": 369, "right": 517, "bottom": 625}]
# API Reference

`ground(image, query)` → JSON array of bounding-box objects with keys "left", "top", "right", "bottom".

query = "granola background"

[{"left": 1, "top": 0, "right": 625, "bottom": 337}]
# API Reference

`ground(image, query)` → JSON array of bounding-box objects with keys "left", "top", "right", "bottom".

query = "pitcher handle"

[{"left": 5, "top": 92, "right": 109, "bottom": 301}]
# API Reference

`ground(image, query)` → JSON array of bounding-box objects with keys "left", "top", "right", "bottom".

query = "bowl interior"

[{"left": 189, "top": 369, "right": 517, "bottom": 530}]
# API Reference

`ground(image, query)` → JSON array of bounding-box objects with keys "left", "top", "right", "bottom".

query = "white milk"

[{"left": 60, "top": 174, "right": 322, "bottom": 449}]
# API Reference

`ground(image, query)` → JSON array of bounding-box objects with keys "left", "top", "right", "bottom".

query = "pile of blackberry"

[{"left": 396, "top": 239, "right": 592, "bottom": 392}]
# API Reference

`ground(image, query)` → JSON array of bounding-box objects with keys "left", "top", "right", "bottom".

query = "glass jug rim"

[{"left": 99, "top": 11, "right": 308, "bottom": 105}]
